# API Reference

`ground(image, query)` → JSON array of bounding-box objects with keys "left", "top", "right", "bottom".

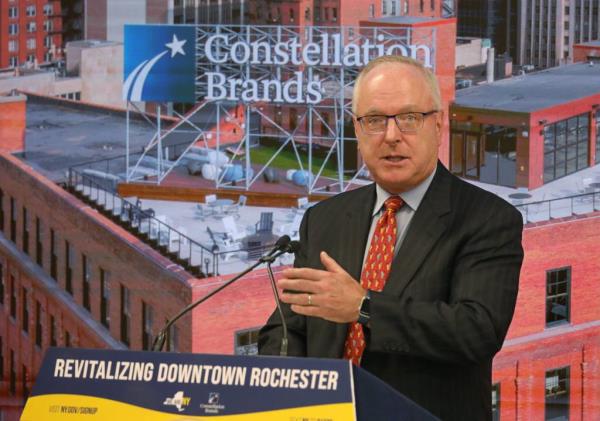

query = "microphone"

[
  {"left": 151, "top": 235, "right": 296, "bottom": 352},
  {"left": 262, "top": 239, "right": 301, "bottom": 356},
  {"left": 262, "top": 235, "right": 291, "bottom": 260}
]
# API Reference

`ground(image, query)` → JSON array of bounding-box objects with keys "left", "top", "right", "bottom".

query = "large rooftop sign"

[{"left": 124, "top": 24, "right": 435, "bottom": 104}]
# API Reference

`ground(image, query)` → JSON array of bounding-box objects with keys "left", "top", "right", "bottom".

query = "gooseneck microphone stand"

[
  {"left": 261, "top": 243, "right": 299, "bottom": 357},
  {"left": 152, "top": 236, "right": 297, "bottom": 353}
]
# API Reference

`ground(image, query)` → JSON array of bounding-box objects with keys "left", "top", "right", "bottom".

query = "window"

[
  {"left": 22, "top": 287, "right": 29, "bottom": 334},
  {"left": 120, "top": 285, "right": 130, "bottom": 346},
  {"left": 168, "top": 325, "right": 178, "bottom": 352},
  {"left": 50, "top": 315, "right": 57, "bottom": 346},
  {"left": 545, "top": 367, "right": 569, "bottom": 420},
  {"left": 8, "top": 40, "right": 18, "bottom": 52},
  {"left": 289, "top": 108, "right": 298, "bottom": 131},
  {"left": 35, "top": 301, "right": 42, "bottom": 347},
  {"left": 9, "top": 56, "right": 18, "bottom": 67},
  {"left": 596, "top": 110, "right": 600, "bottom": 164},
  {"left": 26, "top": 5, "right": 36, "bottom": 17},
  {"left": 82, "top": 254, "right": 91, "bottom": 311},
  {"left": 100, "top": 269, "right": 110, "bottom": 328},
  {"left": 332, "top": 7, "right": 337, "bottom": 21},
  {"left": 65, "top": 331, "right": 71, "bottom": 347},
  {"left": 0, "top": 188, "right": 4, "bottom": 231},
  {"left": 543, "top": 114, "right": 589, "bottom": 183},
  {"left": 546, "top": 267, "right": 570, "bottom": 326},
  {"left": 369, "top": 4, "right": 375, "bottom": 17},
  {"left": 9, "top": 7, "right": 18, "bottom": 18},
  {"left": 36, "top": 217, "right": 43, "bottom": 267},
  {"left": 23, "top": 365, "right": 29, "bottom": 401},
  {"left": 27, "top": 38, "right": 36, "bottom": 50},
  {"left": 431, "top": 0, "right": 435, "bottom": 11},
  {"left": 10, "top": 275, "right": 16, "bottom": 320},
  {"left": 420, "top": 0, "right": 424, "bottom": 13},
  {"left": 65, "top": 241, "right": 73, "bottom": 294},
  {"left": 382, "top": 0, "right": 387, "bottom": 15},
  {"left": 234, "top": 328, "right": 260, "bottom": 355},
  {"left": 22, "top": 207, "right": 29, "bottom": 255},
  {"left": 142, "top": 302, "right": 153, "bottom": 350},
  {"left": 289, "top": 8, "right": 294, "bottom": 22},
  {"left": 0, "top": 336, "right": 3, "bottom": 377},
  {"left": 26, "top": 22, "right": 36, "bottom": 33},
  {"left": 27, "top": 54, "right": 35, "bottom": 63},
  {"left": 50, "top": 229, "right": 57, "bottom": 280},
  {"left": 492, "top": 383, "right": 500, "bottom": 421},
  {"left": 10, "top": 197, "right": 16, "bottom": 242},
  {"left": 44, "top": 20, "right": 53, "bottom": 32},
  {"left": 0, "top": 263, "right": 4, "bottom": 306},
  {"left": 43, "top": 4, "right": 53, "bottom": 16},
  {"left": 9, "top": 350, "right": 16, "bottom": 396},
  {"left": 9, "top": 24, "right": 18, "bottom": 35}
]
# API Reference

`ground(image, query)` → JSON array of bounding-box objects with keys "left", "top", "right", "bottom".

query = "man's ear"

[
  {"left": 353, "top": 120, "right": 362, "bottom": 151},
  {"left": 435, "top": 109, "right": 444, "bottom": 145}
]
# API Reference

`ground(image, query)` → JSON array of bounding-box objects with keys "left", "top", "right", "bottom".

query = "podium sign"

[{"left": 22, "top": 348, "right": 356, "bottom": 420}]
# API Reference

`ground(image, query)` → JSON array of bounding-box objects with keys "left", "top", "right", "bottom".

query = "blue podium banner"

[{"left": 22, "top": 348, "right": 356, "bottom": 420}]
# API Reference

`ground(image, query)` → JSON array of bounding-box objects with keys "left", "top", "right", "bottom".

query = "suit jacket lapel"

[
  {"left": 342, "top": 184, "right": 376, "bottom": 281},
  {"left": 384, "top": 162, "right": 452, "bottom": 297},
  {"left": 326, "top": 184, "right": 376, "bottom": 357}
]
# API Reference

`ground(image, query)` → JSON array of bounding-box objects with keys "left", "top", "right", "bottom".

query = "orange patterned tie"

[{"left": 343, "top": 196, "right": 404, "bottom": 365}]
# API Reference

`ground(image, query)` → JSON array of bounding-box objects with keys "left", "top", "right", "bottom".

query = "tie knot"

[{"left": 384, "top": 196, "right": 404, "bottom": 213}]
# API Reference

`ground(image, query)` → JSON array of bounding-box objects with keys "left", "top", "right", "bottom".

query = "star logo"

[
  {"left": 123, "top": 25, "right": 196, "bottom": 102},
  {"left": 166, "top": 34, "right": 187, "bottom": 58}
]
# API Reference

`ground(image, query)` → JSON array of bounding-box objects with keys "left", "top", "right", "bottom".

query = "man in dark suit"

[{"left": 258, "top": 56, "right": 524, "bottom": 420}]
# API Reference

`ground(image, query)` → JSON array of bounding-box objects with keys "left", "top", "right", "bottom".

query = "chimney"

[{"left": 486, "top": 47, "right": 495, "bottom": 83}]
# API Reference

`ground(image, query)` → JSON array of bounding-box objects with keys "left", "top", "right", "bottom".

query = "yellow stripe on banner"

[{"left": 21, "top": 394, "right": 356, "bottom": 421}]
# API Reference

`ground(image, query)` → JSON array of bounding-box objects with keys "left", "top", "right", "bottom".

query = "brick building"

[
  {"left": 1, "top": 93, "right": 600, "bottom": 420},
  {"left": 0, "top": 0, "right": 62, "bottom": 69},
  {"left": 451, "top": 62, "right": 600, "bottom": 189}
]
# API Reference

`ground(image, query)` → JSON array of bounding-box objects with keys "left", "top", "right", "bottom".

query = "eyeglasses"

[{"left": 355, "top": 110, "right": 439, "bottom": 134}]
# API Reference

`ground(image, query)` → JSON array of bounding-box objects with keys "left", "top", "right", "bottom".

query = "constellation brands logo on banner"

[
  {"left": 204, "top": 31, "right": 432, "bottom": 104},
  {"left": 123, "top": 25, "right": 196, "bottom": 102},
  {"left": 123, "top": 25, "right": 432, "bottom": 104},
  {"left": 199, "top": 392, "right": 226, "bottom": 414}
]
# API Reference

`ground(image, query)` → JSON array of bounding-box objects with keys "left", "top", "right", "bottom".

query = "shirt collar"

[{"left": 372, "top": 166, "right": 437, "bottom": 216}]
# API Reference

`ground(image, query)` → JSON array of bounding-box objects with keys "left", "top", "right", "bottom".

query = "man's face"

[{"left": 353, "top": 63, "right": 442, "bottom": 194}]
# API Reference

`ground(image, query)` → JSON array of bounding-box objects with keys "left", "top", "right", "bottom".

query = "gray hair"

[{"left": 352, "top": 55, "right": 442, "bottom": 114}]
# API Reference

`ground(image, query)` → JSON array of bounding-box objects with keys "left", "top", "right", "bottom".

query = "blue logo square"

[{"left": 123, "top": 25, "right": 196, "bottom": 102}]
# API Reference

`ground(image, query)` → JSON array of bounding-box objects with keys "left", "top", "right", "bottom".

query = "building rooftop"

[
  {"left": 17, "top": 94, "right": 600, "bottom": 274},
  {"left": 575, "top": 40, "right": 600, "bottom": 48},
  {"left": 66, "top": 39, "right": 121, "bottom": 48},
  {"left": 454, "top": 62, "right": 600, "bottom": 113},
  {"left": 22, "top": 95, "right": 155, "bottom": 182},
  {"left": 363, "top": 16, "right": 446, "bottom": 25}
]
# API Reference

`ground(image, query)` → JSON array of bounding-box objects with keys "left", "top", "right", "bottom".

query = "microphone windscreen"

[{"left": 275, "top": 235, "right": 291, "bottom": 249}]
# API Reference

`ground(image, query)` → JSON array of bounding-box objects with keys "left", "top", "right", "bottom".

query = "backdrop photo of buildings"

[{"left": 1, "top": 0, "right": 600, "bottom": 420}]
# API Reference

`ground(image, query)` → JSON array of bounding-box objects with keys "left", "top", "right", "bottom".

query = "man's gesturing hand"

[{"left": 278, "top": 251, "right": 366, "bottom": 323}]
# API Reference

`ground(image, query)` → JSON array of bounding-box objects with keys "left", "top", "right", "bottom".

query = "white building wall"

[{"left": 106, "top": 0, "right": 148, "bottom": 43}]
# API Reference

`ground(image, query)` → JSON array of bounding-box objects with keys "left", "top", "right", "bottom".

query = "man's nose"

[{"left": 383, "top": 116, "right": 402, "bottom": 144}]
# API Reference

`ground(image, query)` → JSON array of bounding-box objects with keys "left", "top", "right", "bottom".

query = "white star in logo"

[{"left": 165, "top": 34, "right": 186, "bottom": 58}]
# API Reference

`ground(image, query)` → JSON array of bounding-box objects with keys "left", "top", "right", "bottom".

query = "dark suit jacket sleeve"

[
  {"left": 257, "top": 208, "right": 311, "bottom": 356},
  {"left": 367, "top": 201, "right": 523, "bottom": 365}
]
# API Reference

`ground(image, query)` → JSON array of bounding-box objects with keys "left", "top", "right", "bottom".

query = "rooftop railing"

[
  {"left": 66, "top": 167, "right": 276, "bottom": 277},
  {"left": 515, "top": 190, "right": 600, "bottom": 224}
]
